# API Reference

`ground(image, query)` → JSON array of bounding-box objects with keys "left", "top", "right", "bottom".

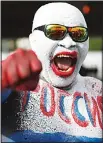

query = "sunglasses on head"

[{"left": 33, "top": 24, "right": 88, "bottom": 42}]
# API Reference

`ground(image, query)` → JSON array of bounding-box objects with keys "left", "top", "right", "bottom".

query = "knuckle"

[
  {"left": 28, "top": 50, "right": 37, "bottom": 57},
  {"left": 17, "top": 64, "right": 30, "bottom": 79},
  {"left": 7, "top": 54, "right": 15, "bottom": 61},
  {"left": 31, "top": 60, "right": 42, "bottom": 73},
  {"left": 17, "top": 48, "right": 25, "bottom": 53}
]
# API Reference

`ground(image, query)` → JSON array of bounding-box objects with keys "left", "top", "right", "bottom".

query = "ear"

[
  {"left": 29, "top": 33, "right": 33, "bottom": 43},
  {"left": 29, "top": 33, "right": 36, "bottom": 44}
]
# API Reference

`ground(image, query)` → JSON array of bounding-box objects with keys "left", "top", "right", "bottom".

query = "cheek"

[
  {"left": 77, "top": 40, "right": 89, "bottom": 60},
  {"left": 29, "top": 31, "right": 58, "bottom": 56}
]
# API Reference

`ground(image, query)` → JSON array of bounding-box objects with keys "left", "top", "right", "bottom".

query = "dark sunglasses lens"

[
  {"left": 68, "top": 27, "right": 88, "bottom": 42},
  {"left": 45, "top": 25, "right": 66, "bottom": 40}
]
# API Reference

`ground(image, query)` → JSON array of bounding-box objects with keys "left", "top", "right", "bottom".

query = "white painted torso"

[{"left": 19, "top": 74, "right": 102, "bottom": 139}]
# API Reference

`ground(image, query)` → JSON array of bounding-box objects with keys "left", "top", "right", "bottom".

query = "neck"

[
  {"left": 40, "top": 74, "right": 79, "bottom": 91},
  {"left": 58, "top": 75, "right": 78, "bottom": 91}
]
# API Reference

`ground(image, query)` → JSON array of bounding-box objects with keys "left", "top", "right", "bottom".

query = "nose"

[{"left": 58, "top": 34, "right": 76, "bottom": 49}]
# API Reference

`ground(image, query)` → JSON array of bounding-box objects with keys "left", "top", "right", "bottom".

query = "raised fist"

[{"left": 1, "top": 48, "right": 42, "bottom": 91}]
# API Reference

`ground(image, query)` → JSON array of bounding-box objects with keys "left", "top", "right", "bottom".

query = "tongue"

[{"left": 55, "top": 57, "right": 72, "bottom": 70}]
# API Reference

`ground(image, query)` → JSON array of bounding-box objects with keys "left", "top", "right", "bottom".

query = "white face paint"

[{"left": 29, "top": 2, "right": 89, "bottom": 88}]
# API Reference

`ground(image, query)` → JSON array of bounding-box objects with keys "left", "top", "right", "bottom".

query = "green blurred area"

[
  {"left": 89, "top": 36, "right": 102, "bottom": 51},
  {"left": 1, "top": 36, "right": 103, "bottom": 52}
]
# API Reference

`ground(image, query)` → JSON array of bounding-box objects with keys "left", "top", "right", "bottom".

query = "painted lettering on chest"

[{"left": 22, "top": 84, "right": 102, "bottom": 129}]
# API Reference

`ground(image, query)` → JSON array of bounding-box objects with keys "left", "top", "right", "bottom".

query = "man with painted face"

[{"left": 1, "top": 2, "right": 102, "bottom": 142}]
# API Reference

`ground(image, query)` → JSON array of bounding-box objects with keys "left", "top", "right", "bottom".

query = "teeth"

[
  {"left": 58, "top": 68, "right": 71, "bottom": 72},
  {"left": 57, "top": 55, "right": 70, "bottom": 58}
]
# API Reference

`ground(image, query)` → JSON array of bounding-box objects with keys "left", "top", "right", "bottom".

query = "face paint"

[{"left": 29, "top": 2, "right": 89, "bottom": 88}]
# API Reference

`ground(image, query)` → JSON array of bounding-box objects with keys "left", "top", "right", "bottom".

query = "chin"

[{"left": 41, "top": 65, "right": 78, "bottom": 88}]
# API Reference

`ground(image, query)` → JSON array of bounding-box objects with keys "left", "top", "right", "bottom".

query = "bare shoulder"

[{"left": 83, "top": 76, "right": 102, "bottom": 96}]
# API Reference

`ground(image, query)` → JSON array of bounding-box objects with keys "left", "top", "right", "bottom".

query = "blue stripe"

[
  {"left": 4, "top": 130, "right": 103, "bottom": 142},
  {"left": 84, "top": 95, "right": 94, "bottom": 125},
  {"left": 60, "top": 96, "right": 65, "bottom": 114},
  {"left": 24, "top": 91, "right": 30, "bottom": 109},
  {"left": 74, "top": 96, "right": 86, "bottom": 121},
  {"left": 44, "top": 87, "right": 47, "bottom": 111},
  {"left": 1, "top": 88, "right": 12, "bottom": 103}
]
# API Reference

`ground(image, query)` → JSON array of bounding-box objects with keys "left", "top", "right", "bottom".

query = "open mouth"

[{"left": 51, "top": 51, "right": 77, "bottom": 77}]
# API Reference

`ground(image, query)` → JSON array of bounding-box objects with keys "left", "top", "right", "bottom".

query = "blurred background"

[{"left": 1, "top": 1, "right": 103, "bottom": 81}]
